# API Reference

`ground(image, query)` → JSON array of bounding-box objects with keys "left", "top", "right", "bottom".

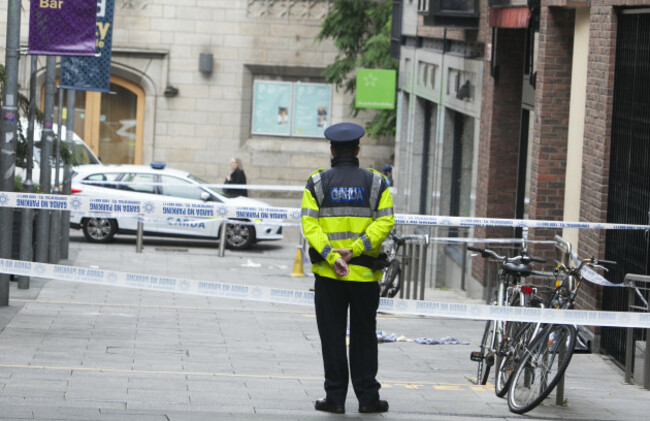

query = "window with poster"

[{"left": 251, "top": 80, "right": 332, "bottom": 138}]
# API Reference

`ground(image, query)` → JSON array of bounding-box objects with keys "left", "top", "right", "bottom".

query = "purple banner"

[{"left": 28, "top": 0, "right": 97, "bottom": 56}]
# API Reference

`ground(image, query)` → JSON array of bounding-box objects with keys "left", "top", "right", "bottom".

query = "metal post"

[
  {"left": 398, "top": 255, "right": 405, "bottom": 299},
  {"left": 410, "top": 243, "right": 418, "bottom": 299},
  {"left": 48, "top": 86, "right": 64, "bottom": 263},
  {"left": 136, "top": 218, "right": 144, "bottom": 253},
  {"left": 405, "top": 243, "right": 413, "bottom": 299},
  {"left": 643, "top": 329, "right": 650, "bottom": 390},
  {"left": 418, "top": 239, "right": 427, "bottom": 301},
  {"left": 556, "top": 341, "right": 566, "bottom": 406},
  {"left": 17, "top": 55, "right": 38, "bottom": 289},
  {"left": 625, "top": 285, "right": 635, "bottom": 384},
  {"left": 0, "top": 0, "right": 22, "bottom": 306},
  {"left": 219, "top": 220, "right": 227, "bottom": 257},
  {"left": 35, "top": 56, "right": 56, "bottom": 263},
  {"left": 461, "top": 242, "right": 467, "bottom": 291},
  {"left": 644, "top": 327, "right": 650, "bottom": 390},
  {"left": 411, "top": 243, "right": 419, "bottom": 300},
  {"left": 60, "top": 89, "right": 75, "bottom": 259}
]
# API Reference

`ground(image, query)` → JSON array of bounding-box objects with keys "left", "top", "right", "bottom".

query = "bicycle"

[
  {"left": 468, "top": 245, "right": 547, "bottom": 388},
  {"left": 507, "top": 256, "right": 616, "bottom": 414},
  {"left": 377, "top": 233, "right": 406, "bottom": 298}
]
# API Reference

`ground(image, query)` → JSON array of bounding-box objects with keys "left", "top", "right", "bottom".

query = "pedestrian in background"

[
  {"left": 224, "top": 157, "right": 248, "bottom": 197},
  {"left": 301, "top": 122, "right": 395, "bottom": 414},
  {"left": 382, "top": 164, "right": 393, "bottom": 187}
]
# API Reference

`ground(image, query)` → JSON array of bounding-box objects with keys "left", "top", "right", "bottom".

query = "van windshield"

[{"left": 33, "top": 141, "right": 101, "bottom": 166}]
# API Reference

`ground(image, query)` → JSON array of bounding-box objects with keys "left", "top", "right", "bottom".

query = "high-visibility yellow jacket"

[{"left": 300, "top": 156, "right": 395, "bottom": 282}]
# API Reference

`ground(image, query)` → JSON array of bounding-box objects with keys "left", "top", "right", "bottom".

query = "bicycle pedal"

[
  {"left": 470, "top": 351, "right": 484, "bottom": 362},
  {"left": 485, "top": 355, "right": 495, "bottom": 367}
]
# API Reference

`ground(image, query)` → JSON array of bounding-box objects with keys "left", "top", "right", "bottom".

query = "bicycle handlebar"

[
  {"left": 556, "top": 257, "right": 617, "bottom": 277},
  {"left": 389, "top": 233, "right": 426, "bottom": 246},
  {"left": 467, "top": 245, "right": 547, "bottom": 265}
]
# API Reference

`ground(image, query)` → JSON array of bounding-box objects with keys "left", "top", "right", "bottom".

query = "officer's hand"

[
  {"left": 333, "top": 248, "right": 353, "bottom": 263},
  {"left": 333, "top": 258, "right": 350, "bottom": 277}
]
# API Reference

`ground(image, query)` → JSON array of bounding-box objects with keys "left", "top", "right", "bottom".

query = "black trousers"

[{"left": 314, "top": 274, "right": 381, "bottom": 406}]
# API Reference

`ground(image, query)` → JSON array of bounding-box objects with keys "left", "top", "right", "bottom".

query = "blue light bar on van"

[{"left": 150, "top": 162, "right": 166, "bottom": 169}]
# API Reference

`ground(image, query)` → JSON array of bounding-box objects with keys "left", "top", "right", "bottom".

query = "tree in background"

[
  {"left": 0, "top": 64, "right": 33, "bottom": 121},
  {"left": 316, "top": 0, "right": 398, "bottom": 139}
]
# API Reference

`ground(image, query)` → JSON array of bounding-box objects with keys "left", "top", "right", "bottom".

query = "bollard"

[
  {"left": 17, "top": 208, "right": 34, "bottom": 289},
  {"left": 219, "top": 221, "right": 227, "bottom": 257},
  {"left": 136, "top": 219, "right": 144, "bottom": 253},
  {"left": 48, "top": 210, "right": 61, "bottom": 263}
]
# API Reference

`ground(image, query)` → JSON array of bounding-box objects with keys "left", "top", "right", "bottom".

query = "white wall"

[{"left": 562, "top": 7, "right": 590, "bottom": 247}]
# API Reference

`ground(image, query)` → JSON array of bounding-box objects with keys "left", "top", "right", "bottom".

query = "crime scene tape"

[
  {"left": 68, "top": 212, "right": 300, "bottom": 228},
  {"left": 2, "top": 258, "right": 649, "bottom": 329},
  {"left": 2, "top": 191, "right": 650, "bottom": 231},
  {"left": 430, "top": 237, "right": 557, "bottom": 245},
  {"left": 567, "top": 251, "right": 625, "bottom": 288},
  {"left": 78, "top": 181, "right": 305, "bottom": 192}
]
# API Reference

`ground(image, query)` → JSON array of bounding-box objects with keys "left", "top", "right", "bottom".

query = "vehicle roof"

[
  {"left": 74, "top": 164, "right": 191, "bottom": 178},
  {"left": 19, "top": 118, "right": 86, "bottom": 144}
]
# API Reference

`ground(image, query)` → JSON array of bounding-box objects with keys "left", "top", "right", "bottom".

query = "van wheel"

[{"left": 82, "top": 218, "right": 117, "bottom": 243}]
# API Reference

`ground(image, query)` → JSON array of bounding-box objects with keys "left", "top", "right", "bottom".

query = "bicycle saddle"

[{"left": 503, "top": 262, "right": 532, "bottom": 276}]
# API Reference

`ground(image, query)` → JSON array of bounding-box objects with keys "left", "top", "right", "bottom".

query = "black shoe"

[
  {"left": 314, "top": 398, "right": 345, "bottom": 414},
  {"left": 359, "top": 399, "right": 389, "bottom": 413}
]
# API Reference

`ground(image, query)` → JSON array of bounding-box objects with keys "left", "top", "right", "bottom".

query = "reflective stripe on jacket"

[{"left": 300, "top": 157, "right": 395, "bottom": 282}]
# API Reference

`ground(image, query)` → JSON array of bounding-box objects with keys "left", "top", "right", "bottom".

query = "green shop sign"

[{"left": 355, "top": 69, "right": 396, "bottom": 110}]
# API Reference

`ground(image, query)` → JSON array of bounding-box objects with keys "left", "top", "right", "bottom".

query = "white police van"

[
  {"left": 15, "top": 119, "right": 101, "bottom": 188},
  {"left": 69, "top": 163, "right": 284, "bottom": 249}
]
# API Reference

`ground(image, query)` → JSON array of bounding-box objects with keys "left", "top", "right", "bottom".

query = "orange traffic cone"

[{"left": 290, "top": 245, "right": 305, "bottom": 277}]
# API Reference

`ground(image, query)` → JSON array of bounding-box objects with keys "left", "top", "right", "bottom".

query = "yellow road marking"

[{"left": 433, "top": 385, "right": 462, "bottom": 391}]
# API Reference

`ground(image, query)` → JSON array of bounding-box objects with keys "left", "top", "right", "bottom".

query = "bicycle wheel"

[
  {"left": 475, "top": 319, "right": 497, "bottom": 385},
  {"left": 495, "top": 322, "right": 535, "bottom": 397},
  {"left": 380, "top": 259, "right": 400, "bottom": 298},
  {"left": 493, "top": 291, "right": 523, "bottom": 395},
  {"left": 508, "top": 324, "right": 576, "bottom": 414}
]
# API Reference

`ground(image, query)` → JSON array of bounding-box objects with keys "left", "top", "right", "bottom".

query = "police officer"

[{"left": 301, "top": 122, "right": 394, "bottom": 414}]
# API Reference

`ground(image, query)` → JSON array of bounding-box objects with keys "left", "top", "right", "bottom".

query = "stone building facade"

[{"left": 0, "top": 0, "right": 394, "bottom": 191}]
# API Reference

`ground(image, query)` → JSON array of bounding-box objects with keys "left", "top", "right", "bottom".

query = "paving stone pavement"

[{"left": 0, "top": 230, "right": 649, "bottom": 420}]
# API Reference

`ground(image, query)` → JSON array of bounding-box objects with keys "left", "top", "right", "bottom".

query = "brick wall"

[
  {"left": 578, "top": 4, "right": 617, "bottom": 311},
  {"left": 527, "top": 7, "right": 575, "bottom": 263},
  {"left": 473, "top": 29, "right": 526, "bottom": 284}
]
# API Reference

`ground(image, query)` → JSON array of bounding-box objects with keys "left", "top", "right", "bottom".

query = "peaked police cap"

[{"left": 324, "top": 123, "right": 364, "bottom": 145}]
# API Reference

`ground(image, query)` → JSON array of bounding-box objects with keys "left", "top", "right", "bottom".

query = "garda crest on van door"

[{"left": 329, "top": 187, "right": 365, "bottom": 203}]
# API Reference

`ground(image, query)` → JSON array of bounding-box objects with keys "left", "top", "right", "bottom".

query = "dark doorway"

[{"left": 602, "top": 11, "right": 650, "bottom": 365}]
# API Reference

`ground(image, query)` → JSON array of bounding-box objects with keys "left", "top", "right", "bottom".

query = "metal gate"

[{"left": 602, "top": 11, "right": 650, "bottom": 366}]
